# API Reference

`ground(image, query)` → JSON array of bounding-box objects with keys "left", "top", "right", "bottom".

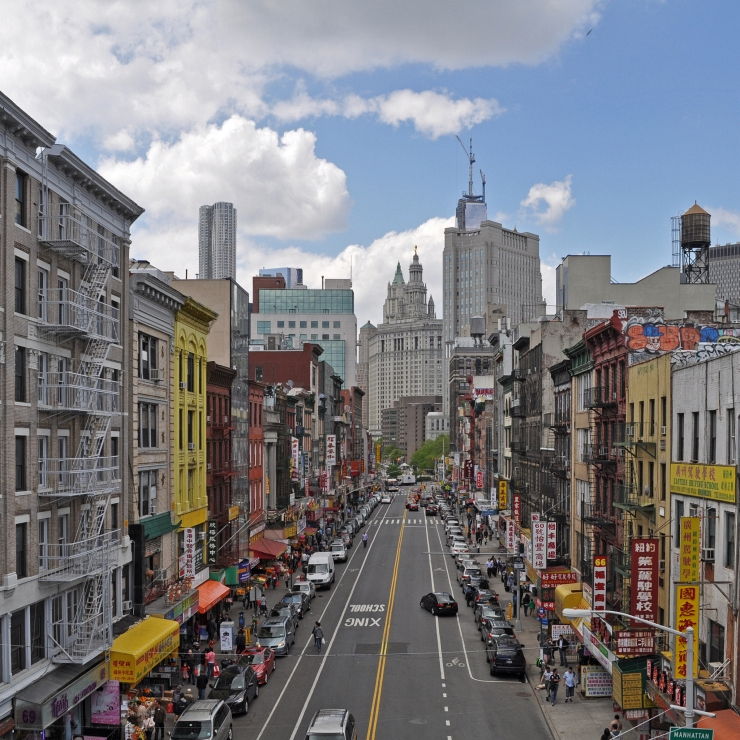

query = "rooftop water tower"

[{"left": 680, "top": 202, "right": 711, "bottom": 283}]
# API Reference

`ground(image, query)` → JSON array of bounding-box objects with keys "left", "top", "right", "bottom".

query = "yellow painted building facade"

[
  {"left": 173, "top": 297, "right": 217, "bottom": 526},
  {"left": 624, "top": 353, "right": 672, "bottom": 626}
]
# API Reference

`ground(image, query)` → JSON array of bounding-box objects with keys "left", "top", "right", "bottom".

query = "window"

[
  {"left": 10, "top": 609, "right": 26, "bottom": 674},
  {"left": 708, "top": 619, "right": 725, "bottom": 664},
  {"left": 333, "top": 321, "right": 340, "bottom": 328},
  {"left": 38, "top": 266, "right": 49, "bottom": 320},
  {"left": 300, "top": 321, "right": 307, "bottom": 328},
  {"left": 660, "top": 463, "right": 666, "bottom": 502},
  {"left": 15, "top": 436, "right": 27, "bottom": 491},
  {"left": 139, "top": 470, "right": 158, "bottom": 516},
  {"left": 139, "top": 403, "right": 158, "bottom": 448},
  {"left": 15, "top": 170, "right": 28, "bottom": 227},
  {"left": 15, "top": 346, "right": 26, "bottom": 402},
  {"left": 187, "top": 353, "right": 195, "bottom": 392},
  {"left": 725, "top": 512, "right": 735, "bottom": 568},
  {"left": 692, "top": 411, "right": 700, "bottom": 461},
  {"left": 288, "top": 321, "right": 296, "bottom": 328},
  {"left": 15, "top": 257, "right": 27, "bottom": 313},
  {"left": 111, "top": 435, "right": 120, "bottom": 476},
  {"left": 727, "top": 409, "right": 735, "bottom": 464},
  {"left": 187, "top": 410, "right": 194, "bottom": 445},
  {"left": 322, "top": 334, "right": 329, "bottom": 340},
  {"left": 677, "top": 413, "right": 685, "bottom": 461},
  {"left": 322, "top": 321, "right": 329, "bottom": 328},
  {"left": 277, "top": 321, "right": 285, "bottom": 328},
  {"left": 30, "top": 601, "right": 45, "bottom": 664},
  {"left": 57, "top": 276, "right": 68, "bottom": 324},
  {"left": 257, "top": 321, "right": 272, "bottom": 334},
  {"left": 16, "top": 522, "right": 28, "bottom": 579},
  {"left": 311, "top": 321, "right": 318, "bottom": 328},
  {"left": 333, "top": 334, "right": 340, "bottom": 340},
  {"left": 139, "top": 333, "right": 158, "bottom": 380},
  {"left": 38, "top": 435, "right": 49, "bottom": 488},
  {"left": 708, "top": 410, "right": 717, "bottom": 463},
  {"left": 311, "top": 334, "right": 318, "bottom": 340},
  {"left": 649, "top": 399, "right": 655, "bottom": 436},
  {"left": 675, "top": 499, "right": 684, "bottom": 541},
  {"left": 706, "top": 507, "right": 716, "bottom": 550}
]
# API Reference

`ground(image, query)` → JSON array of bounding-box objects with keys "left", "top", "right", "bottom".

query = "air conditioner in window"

[
  {"left": 179, "top": 381, "right": 187, "bottom": 390},
  {"left": 153, "top": 569, "right": 168, "bottom": 582},
  {"left": 701, "top": 547, "right": 715, "bottom": 562},
  {"left": 659, "top": 439, "right": 666, "bottom": 451},
  {"left": 660, "top": 425, "right": 667, "bottom": 436},
  {"left": 207, "top": 463, "right": 212, "bottom": 471},
  {"left": 150, "top": 369, "right": 163, "bottom": 382},
  {"left": 206, "top": 415, "right": 211, "bottom": 423},
  {"left": 122, "top": 600, "right": 132, "bottom": 612},
  {"left": 625, "top": 424, "right": 634, "bottom": 438},
  {"left": 188, "top": 442, "right": 195, "bottom": 451},
  {"left": 599, "top": 446, "right": 610, "bottom": 457},
  {"left": 198, "top": 531, "right": 206, "bottom": 541}
]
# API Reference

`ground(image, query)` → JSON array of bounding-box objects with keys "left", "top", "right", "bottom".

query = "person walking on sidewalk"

[
  {"left": 196, "top": 670, "right": 209, "bottom": 700},
  {"left": 557, "top": 634, "right": 569, "bottom": 666},
  {"left": 312, "top": 621, "right": 324, "bottom": 652},
  {"left": 563, "top": 666, "right": 576, "bottom": 702},
  {"left": 152, "top": 702, "right": 166, "bottom": 740},
  {"left": 549, "top": 668, "right": 561, "bottom": 705}
]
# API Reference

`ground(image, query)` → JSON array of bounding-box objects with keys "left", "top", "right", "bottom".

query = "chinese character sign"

[
  {"left": 183, "top": 527, "right": 196, "bottom": 578},
  {"left": 326, "top": 435, "right": 336, "bottom": 466},
  {"left": 616, "top": 629, "right": 655, "bottom": 656},
  {"left": 629, "top": 538, "right": 658, "bottom": 624},
  {"left": 532, "top": 521, "right": 547, "bottom": 569},
  {"left": 593, "top": 555, "right": 608, "bottom": 611},
  {"left": 674, "top": 584, "right": 699, "bottom": 679},
  {"left": 506, "top": 519, "right": 516, "bottom": 551},
  {"left": 291, "top": 436, "right": 300, "bottom": 481},
  {"left": 498, "top": 480, "right": 508, "bottom": 510},
  {"left": 513, "top": 493, "right": 521, "bottom": 524},
  {"left": 546, "top": 521, "right": 557, "bottom": 561},
  {"left": 207, "top": 520, "right": 218, "bottom": 565},
  {"left": 476, "top": 470, "right": 484, "bottom": 488},
  {"left": 540, "top": 570, "right": 578, "bottom": 589},
  {"left": 679, "top": 517, "right": 701, "bottom": 582}
]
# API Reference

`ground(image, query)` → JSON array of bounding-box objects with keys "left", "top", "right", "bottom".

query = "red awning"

[
  {"left": 697, "top": 708, "right": 740, "bottom": 737},
  {"left": 250, "top": 537, "right": 288, "bottom": 559},
  {"left": 197, "top": 580, "right": 231, "bottom": 614},
  {"left": 303, "top": 527, "right": 318, "bottom": 536}
]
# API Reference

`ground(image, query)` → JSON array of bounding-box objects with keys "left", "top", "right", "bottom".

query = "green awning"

[{"left": 142, "top": 512, "right": 180, "bottom": 541}]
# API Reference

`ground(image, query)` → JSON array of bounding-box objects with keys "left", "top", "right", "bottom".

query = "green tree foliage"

[
  {"left": 410, "top": 434, "right": 449, "bottom": 473},
  {"left": 382, "top": 445, "right": 404, "bottom": 463},
  {"left": 386, "top": 462, "right": 402, "bottom": 478}
]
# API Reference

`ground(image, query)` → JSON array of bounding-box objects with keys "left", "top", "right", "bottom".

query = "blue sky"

[{"left": 3, "top": 0, "right": 739, "bottom": 324}]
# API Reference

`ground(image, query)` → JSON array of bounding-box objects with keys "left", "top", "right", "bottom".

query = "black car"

[
  {"left": 486, "top": 635, "right": 526, "bottom": 679},
  {"left": 470, "top": 588, "right": 498, "bottom": 610},
  {"left": 420, "top": 591, "right": 459, "bottom": 616},
  {"left": 277, "top": 591, "right": 310, "bottom": 619},
  {"left": 208, "top": 664, "right": 260, "bottom": 714},
  {"left": 425, "top": 504, "right": 438, "bottom": 516}
]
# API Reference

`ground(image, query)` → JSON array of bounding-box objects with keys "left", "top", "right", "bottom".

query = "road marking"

[
  {"left": 444, "top": 706, "right": 449, "bottom": 712},
  {"left": 366, "top": 509, "right": 406, "bottom": 740},
  {"left": 344, "top": 616, "right": 382, "bottom": 627},
  {"left": 423, "top": 512, "right": 447, "bottom": 682},
  {"left": 442, "top": 692, "right": 447, "bottom": 698},
  {"left": 348, "top": 603, "right": 386, "bottom": 612}
]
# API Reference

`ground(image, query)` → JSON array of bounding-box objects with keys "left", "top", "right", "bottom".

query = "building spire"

[{"left": 392, "top": 261, "right": 404, "bottom": 284}]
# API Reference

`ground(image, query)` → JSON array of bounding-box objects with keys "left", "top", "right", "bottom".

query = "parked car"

[
  {"left": 420, "top": 591, "right": 459, "bottom": 616},
  {"left": 208, "top": 664, "right": 259, "bottom": 715},
  {"left": 292, "top": 580, "right": 316, "bottom": 601},
  {"left": 278, "top": 591, "right": 310, "bottom": 619},
  {"left": 450, "top": 542, "right": 471, "bottom": 557},
  {"left": 171, "top": 700, "right": 232, "bottom": 740},
  {"left": 486, "top": 635, "right": 526, "bottom": 679},
  {"left": 425, "top": 504, "right": 438, "bottom": 516},
  {"left": 479, "top": 617, "right": 516, "bottom": 643},
  {"left": 339, "top": 531, "right": 353, "bottom": 548},
  {"left": 330, "top": 540, "right": 348, "bottom": 562},
  {"left": 470, "top": 588, "right": 499, "bottom": 611},
  {"left": 458, "top": 566, "right": 483, "bottom": 587},
  {"left": 381, "top": 494, "right": 392, "bottom": 504},
  {"left": 269, "top": 604, "right": 300, "bottom": 631},
  {"left": 256, "top": 617, "right": 296, "bottom": 656},
  {"left": 474, "top": 603, "right": 505, "bottom": 626},
  {"left": 406, "top": 500, "right": 419, "bottom": 511},
  {"left": 239, "top": 645, "right": 276, "bottom": 685},
  {"left": 304, "top": 708, "right": 358, "bottom": 740}
]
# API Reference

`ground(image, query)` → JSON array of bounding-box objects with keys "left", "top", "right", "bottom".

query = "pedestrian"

[
  {"left": 259, "top": 595, "right": 267, "bottom": 616},
  {"left": 486, "top": 558, "right": 494, "bottom": 578},
  {"left": 521, "top": 590, "right": 532, "bottom": 617},
  {"left": 609, "top": 715, "right": 623, "bottom": 736},
  {"left": 549, "top": 668, "right": 561, "bottom": 705},
  {"left": 600, "top": 730, "right": 613, "bottom": 740},
  {"left": 557, "top": 634, "right": 569, "bottom": 666},
  {"left": 224, "top": 592, "right": 233, "bottom": 617},
  {"left": 543, "top": 638, "right": 555, "bottom": 667},
  {"left": 205, "top": 647, "right": 216, "bottom": 677},
  {"left": 284, "top": 570, "right": 291, "bottom": 589},
  {"left": 152, "top": 702, "right": 166, "bottom": 740},
  {"left": 312, "top": 621, "right": 324, "bottom": 652},
  {"left": 180, "top": 660, "right": 191, "bottom": 683},
  {"left": 235, "top": 628, "right": 246, "bottom": 654},
  {"left": 563, "top": 666, "right": 576, "bottom": 703},
  {"left": 196, "top": 670, "right": 209, "bottom": 700},
  {"left": 542, "top": 666, "right": 553, "bottom": 697}
]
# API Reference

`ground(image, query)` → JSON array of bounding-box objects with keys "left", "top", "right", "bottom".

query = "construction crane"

[{"left": 456, "top": 135, "right": 475, "bottom": 197}]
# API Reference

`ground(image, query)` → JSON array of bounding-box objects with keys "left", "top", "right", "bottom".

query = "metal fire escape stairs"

[{"left": 38, "top": 204, "right": 120, "bottom": 664}]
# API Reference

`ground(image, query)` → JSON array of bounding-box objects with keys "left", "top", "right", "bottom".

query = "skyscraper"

[{"left": 199, "top": 201, "right": 236, "bottom": 279}]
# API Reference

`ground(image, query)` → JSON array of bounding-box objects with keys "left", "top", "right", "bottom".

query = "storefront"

[
  {"left": 14, "top": 660, "right": 110, "bottom": 740},
  {"left": 249, "top": 537, "right": 288, "bottom": 561},
  {"left": 196, "top": 580, "right": 231, "bottom": 615},
  {"left": 110, "top": 616, "right": 180, "bottom": 695}
]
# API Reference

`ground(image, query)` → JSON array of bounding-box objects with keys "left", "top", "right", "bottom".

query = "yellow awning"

[
  {"left": 109, "top": 617, "right": 180, "bottom": 685},
  {"left": 554, "top": 583, "right": 584, "bottom": 621}
]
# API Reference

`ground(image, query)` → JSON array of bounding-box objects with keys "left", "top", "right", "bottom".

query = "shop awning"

[
  {"left": 110, "top": 616, "right": 179, "bottom": 685},
  {"left": 698, "top": 708, "right": 740, "bottom": 736},
  {"left": 303, "top": 527, "right": 318, "bottom": 536},
  {"left": 197, "top": 580, "right": 231, "bottom": 614},
  {"left": 554, "top": 584, "right": 584, "bottom": 621},
  {"left": 250, "top": 537, "right": 289, "bottom": 559}
]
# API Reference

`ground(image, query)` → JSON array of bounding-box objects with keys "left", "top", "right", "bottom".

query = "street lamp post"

[{"left": 562, "top": 608, "right": 715, "bottom": 730}]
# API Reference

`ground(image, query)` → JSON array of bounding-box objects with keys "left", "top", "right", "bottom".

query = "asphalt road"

[{"left": 232, "top": 493, "right": 553, "bottom": 740}]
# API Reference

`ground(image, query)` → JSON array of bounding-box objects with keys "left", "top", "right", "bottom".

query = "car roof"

[
  {"left": 178, "top": 700, "right": 223, "bottom": 720},
  {"left": 308, "top": 708, "right": 349, "bottom": 730},
  {"left": 261, "top": 617, "right": 288, "bottom": 626},
  {"left": 432, "top": 592, "right": 455, "bottom": 600}
]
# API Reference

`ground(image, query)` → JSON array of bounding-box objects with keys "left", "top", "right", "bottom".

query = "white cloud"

[
  {"left": 520, "top": 175, "right": 575, "bottom": 229},
  {"left": 99, "top": 116, "right": 349, "bottom": 240},
  {"left": 0, "top": 1, "right": 599, "bottom": 142},
  {"left": 710, "top": 207, "right": 740, "bottom": 237},
  {"left": 102, "top": 129, "right": 136, "bottom": 152},
  {"left": 273, "top": 89, "right": 502, "bottom": 138}
]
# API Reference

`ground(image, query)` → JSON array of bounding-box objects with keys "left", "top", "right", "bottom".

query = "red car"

[
  {"left": 240, "top": 646, "right": 276, "bottom": 685},
  {"left": 406, "top": 500, "right": 419, "bottom": 511}
]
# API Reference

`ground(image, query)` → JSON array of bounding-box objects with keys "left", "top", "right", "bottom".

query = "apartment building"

[{"left": 1, "top": 92, "right": 142, "bottom": 732}]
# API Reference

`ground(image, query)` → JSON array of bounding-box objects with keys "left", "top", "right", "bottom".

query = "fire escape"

[{"left": 37, "top": 203, "right": 120, "bottom": 664}]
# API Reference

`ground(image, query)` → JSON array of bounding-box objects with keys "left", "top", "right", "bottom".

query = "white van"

[{"left": 306, "top": 552, "right": 335, "bottom": 589}]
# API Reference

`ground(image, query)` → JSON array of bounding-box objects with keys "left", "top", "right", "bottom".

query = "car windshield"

[
  {"left": 243, "top": 652, "right": 264, "bottom": 665},
  {"left": 308, "top": 563, "right": 328, "bottom": 574},
  {"left": 331, "top": 544, "right": 343, "bottom": 551},
  {"left": 258, "top": 625, "right": 285, "bottom": 638},
  {"left": 465, "top": 569, "right": 482, "bottom": 577},
  {"left": 307, "top": 734, "right": 344, "bottom": 740},
  {"left": 435, "top": 592, "right": 453, "bottom": 602},
  {"left": 212, "top": 668, "right": 245, "bottom": 691},
  {"left": 172, "top": 721, "right": 212, "bottom": 740}
]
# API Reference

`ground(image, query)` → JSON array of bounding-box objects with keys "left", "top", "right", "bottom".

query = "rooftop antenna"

[
  {"left": 480, "top": 169, "right": 486, "bottom": 203},
  {"left": 456, "top": 135, "right": 475, "bottom": 197}
]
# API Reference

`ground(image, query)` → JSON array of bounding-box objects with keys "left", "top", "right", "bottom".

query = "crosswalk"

[{"left": 373, "top": 518, "right": 440, "bottom": 525}]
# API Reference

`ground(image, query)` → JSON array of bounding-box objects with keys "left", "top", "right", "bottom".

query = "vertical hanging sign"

[
  {"left": 532, "top": 521, "right": 547, "bottom": 569},
  {"left": 593, "top": 555, "right": 608, "bottom": 611},
  {"left": 679, "top": 517, "right": 701, "bottom": 582},
  {"left": 498, "top": 480, "right": 508, "bottom": 510},
  {"left": 506, "top": 519, "right": 516, "bottom": 551},
  {"left": 674, "top": 583, "right": 699, "bottom": 680},
  {"left": 183, "top": 527, "right": 196, "bottom": 577},
  {"left": 546, "top": 521, "right": 557, "bottom": 561},
  {"left": 291, "top": 437, "right": 300, "bottom": 481},
  {"left": 326, "top": 435, "right": 336, "bottom": 466},
  {"left": 206, "top": 520, "right": 218, "bottom": 565},
  {"left": 513, "top": 493, "right": 521, "bottom": 524},
  {"left": 629, "top": 538, "right": 659, "bottom": 624}
]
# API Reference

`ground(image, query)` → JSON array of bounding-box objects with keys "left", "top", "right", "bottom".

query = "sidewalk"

[{"left": 514, "top": 608, "right": 616, "bottom": 740}]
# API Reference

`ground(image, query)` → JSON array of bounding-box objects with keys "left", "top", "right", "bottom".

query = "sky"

[{"left": 3, "top": 0, "right": 740, "bottom": 327}]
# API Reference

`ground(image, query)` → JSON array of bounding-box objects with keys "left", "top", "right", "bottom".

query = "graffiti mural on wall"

[
  {"left": 622, "top": 312, "right": 740, "bottom": 365},
  {"left": 671, "top": 343, "right": 740, "bottom": 369}
]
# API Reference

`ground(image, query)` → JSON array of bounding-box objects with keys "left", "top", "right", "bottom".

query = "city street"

[{"left": 232, "top": 494, "right": 552, "bottom": 740}]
